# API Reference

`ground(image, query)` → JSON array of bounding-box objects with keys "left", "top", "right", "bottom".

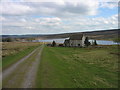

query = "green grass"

[
  {"left": 36, "top": 46, "right": 119, "bottom": 88},
  {"left": 2, "top": 45, "right": 39, "bottom": 70}
]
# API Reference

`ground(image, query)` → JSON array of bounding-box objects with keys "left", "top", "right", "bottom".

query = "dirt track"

[{"left": 2, "top": 45, "right": 44, "bottom": 88}]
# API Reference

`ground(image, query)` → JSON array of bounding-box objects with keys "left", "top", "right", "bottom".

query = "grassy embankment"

[
  {"left": 36, "top": 45, "right": 119, "bottom": 88},
  {"left": 2, "top": 42, "right": 41, "bottom": 70}
]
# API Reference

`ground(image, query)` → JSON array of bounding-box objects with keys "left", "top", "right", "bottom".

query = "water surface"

[{"left": 33, "top": 38, "right": 119, "bottom": 45}]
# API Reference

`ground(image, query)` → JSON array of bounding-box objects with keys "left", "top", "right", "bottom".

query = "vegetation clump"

[
  {"left": 93, "top": 40, "right": 98, "bottom": 46},
  {"left": 2, "top": 38, "right": 13, "bottom": 42},
  {"left": 51, "top": 41, "right": 56, "bottom": 47},
  {"left": 84, "top": 37, "right": 91, "bottom": 47}
]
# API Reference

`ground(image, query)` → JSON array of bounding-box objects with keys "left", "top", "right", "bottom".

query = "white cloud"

[
  {"left": 25, "top": 26, "right": 34, "bottom": 30},
  {"left": 1, "top": 0, "right": 118, "bottom": 17},
  {"left": 0, "top": 1, "right": 99, "bottom": 17},
  {"left": 20, "top": 18, "right": 27, "bottom": 22},
  {"left": 99, "top": 0, "right": 119, "bottom": 2},
  {"left": 39, "top": 17, "right": 61, "bottom": 23},
  {"left": 1, "top": 0, "right": 118, "bottom": 35},
  {"left": 17, "top": 0, "right": 119, "bottom": 3},
  {"left": 0, "top": 16, "right": 6, "bottom": 21},
  {"left": 2, "top": 14, "right": 118, "bottom": 35},
  {"left": 80, "top": 14, "right": 117, "bottom": 26},
  {"left": 34, "top": 17, "right": 61, "bottom": 26},
  {"left": 0, "top": 2, "right": 33, "bottom": 15},
  {"left": 100, "top": 2, "right": 118, "bottom": 9}
]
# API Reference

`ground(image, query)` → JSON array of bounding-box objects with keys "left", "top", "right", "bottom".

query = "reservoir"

[{"left": 33, "top": 38, "right": 119, "bottom": 45}]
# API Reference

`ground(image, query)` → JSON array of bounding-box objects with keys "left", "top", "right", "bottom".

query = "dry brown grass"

[{"left": 2, "top": 42, "right": 42, "bottom": 57}]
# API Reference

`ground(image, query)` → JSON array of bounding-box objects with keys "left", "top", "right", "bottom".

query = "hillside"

[{"left": 2, "top": 29, "right": 119, "bottom": 40}]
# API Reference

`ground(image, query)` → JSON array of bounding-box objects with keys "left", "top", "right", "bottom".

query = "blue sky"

[{"left": 0, "top": 0, "right": 119, "bottom": 35}]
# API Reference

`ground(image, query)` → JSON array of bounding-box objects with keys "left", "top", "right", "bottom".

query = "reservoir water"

[{"left": 33, "top": 38, "right": 119, "bottom": 45}]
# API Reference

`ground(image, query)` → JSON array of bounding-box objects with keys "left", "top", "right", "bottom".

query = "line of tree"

[
  {"left": 2, "top": 38, "right": 14, "bottom": 42},
  {"left": 2, "top": 37, "right": 37, "bottom": 42}
]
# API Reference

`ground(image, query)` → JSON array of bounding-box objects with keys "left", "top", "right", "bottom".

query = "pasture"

[
  {"left": 2, "top": 42, "right": 119, "bottom": 88},
  {"left": 37, "top": 45, "right": 119, "bottom": 88}
]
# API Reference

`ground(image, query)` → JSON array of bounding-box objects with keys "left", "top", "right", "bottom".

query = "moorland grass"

[
  {"left": 36, "top": 46, "right": 118, "bottom": 88},
  {"left": 2, "top": 45, "right": 39, "bottom": 70}
]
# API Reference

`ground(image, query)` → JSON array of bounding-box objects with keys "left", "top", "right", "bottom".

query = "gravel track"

[{"left": 2, "top": 45, "right": 44, "bottom": 88}]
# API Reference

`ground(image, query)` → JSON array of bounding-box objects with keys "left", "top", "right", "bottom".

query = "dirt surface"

[{"left": 2, "top": 45, "right": 44, "bottom": 88}]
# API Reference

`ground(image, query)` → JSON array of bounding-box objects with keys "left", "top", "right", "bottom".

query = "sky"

[{"left": 0, "top": 0, "right": 119, "bottom": 35}]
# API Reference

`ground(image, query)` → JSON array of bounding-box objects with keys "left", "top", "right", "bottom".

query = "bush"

[
  {"left": 2, "top": 38, "right": 13, "bottom": 42},
  {"left": 93, "top": 40, "right": 97, "bottom": 45},
  {"left": 51, "top": 41, "right": 56, "bottom": 47},
  {"left": 84, "top": 37, "right": 91, "bottom": 47}
]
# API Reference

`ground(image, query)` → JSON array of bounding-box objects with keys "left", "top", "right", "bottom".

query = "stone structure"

[{"left": 64, "top": 34, "right": 86, "bottom": 47}]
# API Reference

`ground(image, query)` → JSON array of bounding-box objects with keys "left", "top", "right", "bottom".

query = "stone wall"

[{"left": 69, "top": 40, "right": 82, "bottom": 47}]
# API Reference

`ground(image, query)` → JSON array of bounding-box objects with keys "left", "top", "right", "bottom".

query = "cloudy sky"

[{"left": 0, "top": 0, "right": 119, "bottom": 35}]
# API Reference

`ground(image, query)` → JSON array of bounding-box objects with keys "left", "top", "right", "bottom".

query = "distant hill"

[{"left": 2, "top": 29, "right": 119, "bottom": 40}]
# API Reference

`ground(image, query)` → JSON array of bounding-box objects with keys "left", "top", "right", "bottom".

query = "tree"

[
  {"left": 93, "top": 40, "right": 97, "bottom": 45},
  {"left": 2, "top": 38, "right": 13, "bottom": 42},
  {"left": 52, "top": 41, "right": 56, "bottom": 47},
  {"left": 84, "top": 37, "right": 91, "bottom": 47}
]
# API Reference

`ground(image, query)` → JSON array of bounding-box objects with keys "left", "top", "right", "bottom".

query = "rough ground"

[{"left": 2, "top": 45, "right": 44, "bottom": 88}]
